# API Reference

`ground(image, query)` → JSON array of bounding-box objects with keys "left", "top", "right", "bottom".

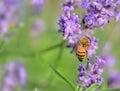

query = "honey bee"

[{"left": 76, "top": 36, "right": 91, "bottom": 62}]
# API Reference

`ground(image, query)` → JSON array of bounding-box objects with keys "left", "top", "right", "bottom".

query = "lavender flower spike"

[
  {"left": 0, "top": 61, "right": 27, "bottom": 91},
  {"left": 58, "top": 0, "right": 120, "bottom": 90},
  {"left": 77, "top": 60, "right": 104, "bottom": 90},
  {"left": 108, "top": 72, "right": 120, "bottom": 88}
]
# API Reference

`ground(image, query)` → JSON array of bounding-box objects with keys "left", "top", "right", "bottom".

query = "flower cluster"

[
  {"left": 58, "top": 0, "right": 120, "bottom": 55},
  {"left": 0, "top": 61, "right": 27, "bottom": 91},
  {"left": 0, "top": 0, "right": 44, "bottom": 41},
  {"left": 77, "top": 57, "right": 105, "bottom": 90},
  {"left": 58, "top": 1, "right": 81, "bottom": 46},
  {"left": 58, "top": 0, "right": 99, "bottom": 56},
  {"left": 81, "top": 0, "right": 120, "bottom": 29},
  {"left": 58, "top": 0, "right": 120, "bottom": 90},
  {"left": 0, "top": 0, "right": 25, "bottom": 35}
]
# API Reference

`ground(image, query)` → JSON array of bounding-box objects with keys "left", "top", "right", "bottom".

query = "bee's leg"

[{"left": 86, "top": 50, "right": 89, "bottom": 61}]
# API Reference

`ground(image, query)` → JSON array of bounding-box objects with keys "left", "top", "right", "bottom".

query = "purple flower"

[
  {"left": 87, "top": 36, "right": 99, "bottom": 57},
  {"left": 114, "top": 7, "right": 120, "bottom": 21},
  {"left": 30, "top": 0, "right": 44, "bottom": 15},
  {"left": 58, "top": 0, "right": 120, "bottom": 49},
  {"left": 0, "top": 61, "right": 27, "bottom": 91},
  {"left": 58, "top": 7, "right": 81, "bottom": 46},
  {"left": 77, "top": 60, "right": 104, "bottom": 90},
  {"left": 99, "top": 55, "right": 116, "bottom": 70},
  {"left": 95, "top": 56, "right": 106, "bottom": 66},
  {"left": 58, "top": 0, "right": 118, "bottom": 56},
  {"left": 31, "top": 0, "right": 44, "bottom": 5},
  {"left": 81, "top": 0, "right": 91, "bottom": 9},
  {"left": 58, "top": 1, "right": 120, "bottom": 90},
  {"left": 79, "top": 0, "right": 120, "bottom": 29},
  {"left": 116, "top": 0, "right": 120, "bottom": 4},
  {"left": 30, "top": 18, "right": 45, "bottom": 39},
  {"left": 108, "top": 72, "right": 120, "bottom": 88},
  {"left": 101, "top": 42, "right": 116, "bottom": 69},
  {"left": 0, "top": 0, "right": 25, "bottom": 36}
]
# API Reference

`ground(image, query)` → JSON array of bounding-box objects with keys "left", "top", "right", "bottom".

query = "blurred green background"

[{"left": 1, "top": 0, "right": 120, "bottom": 91}]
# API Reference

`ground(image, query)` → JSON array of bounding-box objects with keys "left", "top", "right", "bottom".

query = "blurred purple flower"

[
  {"left": 108, "top": 72, "right": 120, "bottom": 88},
  {"left": 0, "top": 0, "right": 25, "bottom": 36},
  {"left": 97, "top": 42, "right": 120, "bottom": 89},
  {"left": 102, "top": 42, "right": 111, "bottom": 54},
  {"left": 99, "top": 55, "right": 116, "bottom": 70},
  {"left": 31, "top": 0, "right": 44, "bottom": 5},
  {"left": 101, "top": 42, "right": 116, "bottom": 69},
  {"left": 30, "top": 18, "right": 45, "bottom": 48},
  {"left": 0, "top": 61, "right": 27, "bottom": 91},
  {"left": 30, "top": 0, "right": 44, "bottom": 15},
  {"left": 114, "top": 7, "right": 120, "bottom": 22},
  {"left": 30, "top": 18, "right": 45, "bottom": 39},
  {"left": 97, "top": 42, "right": 119, "bottom": 89}
]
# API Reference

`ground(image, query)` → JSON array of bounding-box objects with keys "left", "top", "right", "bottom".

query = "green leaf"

[{"left": 50, "top": 65, "right": 75, "bottom": 91}]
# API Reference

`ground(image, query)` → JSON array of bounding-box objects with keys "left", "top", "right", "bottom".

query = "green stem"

[
  {"left": 39, "top": 41, "right": 65, "bottom": 55},
  {"left": 0, "top": 41, "right": 65, "bottom": 58},
  {"left": 50, "top": 66, "right": 75, "bottom": 91},
  {"left": 76, "top": 85, "right": 82, "bottom": 91}
]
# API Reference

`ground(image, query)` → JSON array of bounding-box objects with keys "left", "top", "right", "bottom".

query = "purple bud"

[
  {"left": 78, "top": 64, "right": 85, "bottom": 72},
  {"left": 97, "top": 77, "right": 104, "bottom": 85},
  {"left": 93, "top": 69, "right": 103, "bottom": 75}
]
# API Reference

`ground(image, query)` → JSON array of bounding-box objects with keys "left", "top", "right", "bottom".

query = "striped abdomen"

[{"left": 76, "top": 45, "right": 87, "bottom": 62}]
